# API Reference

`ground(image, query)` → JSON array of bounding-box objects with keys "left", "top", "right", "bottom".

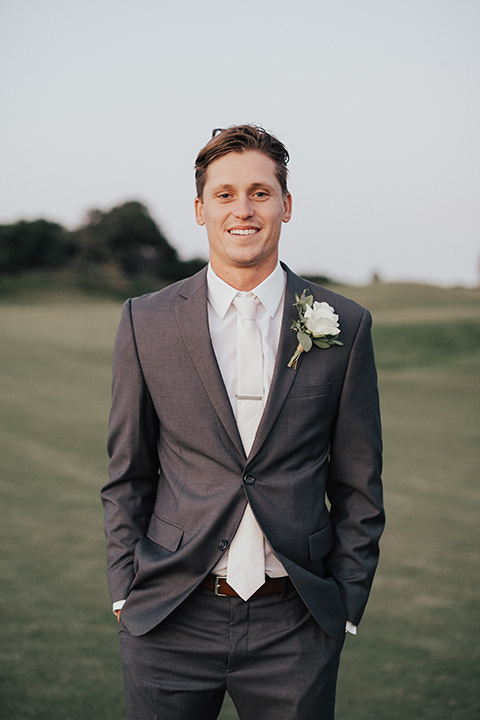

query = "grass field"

[{"left": 0, "top": 278, "right": 479, "bottom": 719}]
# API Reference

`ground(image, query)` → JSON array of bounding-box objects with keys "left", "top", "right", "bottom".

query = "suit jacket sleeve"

[
  {"left": 326, "top": 307, "right": 384, "bottom": 626},
  {"left": 101, "top": 299, "right": 160, "bottom": 604}
]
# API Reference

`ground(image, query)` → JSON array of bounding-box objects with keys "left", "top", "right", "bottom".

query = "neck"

[{"left": 210, "top": 259, "right": 278, "bottom": 292}]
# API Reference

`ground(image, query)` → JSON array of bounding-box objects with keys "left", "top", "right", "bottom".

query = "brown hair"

[{"left": 194, "top": 124, "right": 290, "bottom": 200}]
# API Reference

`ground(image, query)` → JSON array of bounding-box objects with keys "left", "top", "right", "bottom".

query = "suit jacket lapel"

[
  {"left": 249, "top": 265, "right": 308, "bottom": 458},
  {"left": 175, "top": 269, "right": 245, "bottom": 459},
  {"left": 174, "top": 264, "right": 316, "bottom": 463}
]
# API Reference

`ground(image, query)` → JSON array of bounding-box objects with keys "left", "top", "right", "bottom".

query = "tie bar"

[{"left": 236, "top": 394, "right": 262, "bottom": 401}]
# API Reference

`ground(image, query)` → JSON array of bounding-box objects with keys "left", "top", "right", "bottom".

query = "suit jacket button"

[
  {"left": 219, "top": 540, "right": 228, "bottom": 551},
  {"left": 244, "top": 474, "right": 255, "bottom": 485}
]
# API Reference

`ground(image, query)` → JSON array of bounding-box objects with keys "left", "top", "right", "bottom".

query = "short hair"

[{"left": 194, "top": 124, "right": 290, "bottom": 200}]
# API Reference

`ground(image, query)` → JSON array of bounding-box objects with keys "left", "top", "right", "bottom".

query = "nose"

[{"left": 233, "top": 195, "right": 254, "bottom": 219}]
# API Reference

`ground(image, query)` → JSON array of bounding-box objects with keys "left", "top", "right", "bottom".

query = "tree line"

[{"left": 0, "top": 200, "right": 207, "bottom": 293}]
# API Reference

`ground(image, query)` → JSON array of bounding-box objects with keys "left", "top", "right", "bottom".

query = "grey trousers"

[{"left": 119, "top": 586, "right": 345, "bottom": 720}]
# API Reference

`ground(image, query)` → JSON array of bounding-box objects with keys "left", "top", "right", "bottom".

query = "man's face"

[{"left": 195, "top": 150, "right": 292, "bottom": 282}]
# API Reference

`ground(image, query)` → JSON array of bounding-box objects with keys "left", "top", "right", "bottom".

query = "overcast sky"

[{"left": 1, "top": 0, "right": 479, "bottom": 286}]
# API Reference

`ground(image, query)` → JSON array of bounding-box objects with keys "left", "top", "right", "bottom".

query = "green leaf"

[
  {"left": 313, "top": 338, "right": 331, "bottom": 349},
  {"left": 297, "top": 330, "right": 312, "bottom": 352}
]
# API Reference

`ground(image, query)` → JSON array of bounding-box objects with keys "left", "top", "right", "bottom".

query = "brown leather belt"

[{"left": 202, "top": 574, "right": 294, "bottom": 598}]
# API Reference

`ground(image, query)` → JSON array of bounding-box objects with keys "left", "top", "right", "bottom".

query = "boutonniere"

[{"left": 287, "top": 289, "right": 343, "bottom": 369}]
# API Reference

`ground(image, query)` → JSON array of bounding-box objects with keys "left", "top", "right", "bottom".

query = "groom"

[{"left": 102, "top": 124, "right": 384, "bottom": 720}]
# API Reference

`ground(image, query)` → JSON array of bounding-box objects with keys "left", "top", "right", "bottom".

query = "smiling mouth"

[{"left": 228, "top": 228, "right": 259, "bottom": 236}]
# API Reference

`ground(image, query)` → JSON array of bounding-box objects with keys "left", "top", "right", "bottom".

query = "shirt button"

[
  {"left": 244, "top": 474, "right": 255, "bottom": 485},
  {"left": 218, "top": 540, "right": 228, "bottom": 551}
]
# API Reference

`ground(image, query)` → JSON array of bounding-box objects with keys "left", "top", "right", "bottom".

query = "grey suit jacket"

[{"left": 102, "top": 263, "right": 384, "bottom": 641}]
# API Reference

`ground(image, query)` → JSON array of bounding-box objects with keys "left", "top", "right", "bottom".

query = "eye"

[
  {"left": 253, "top": 191, "right": 269, "bottom": 199},
  {"left": 218, "top": 192, "right": 232, "bottom": 200}
]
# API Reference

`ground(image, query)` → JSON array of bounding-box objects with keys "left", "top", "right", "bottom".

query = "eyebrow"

[{"left": 211, "top": 181, "right": 277, "bottom": 193}]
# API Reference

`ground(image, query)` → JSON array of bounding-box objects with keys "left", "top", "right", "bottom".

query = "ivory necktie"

[{"left": 226, "top": 293, "right": 266, "bottom": 600}]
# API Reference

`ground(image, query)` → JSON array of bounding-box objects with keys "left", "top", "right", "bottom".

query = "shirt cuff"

[{"left": 112, "top": 600, "right": 126, "bottom": 614}]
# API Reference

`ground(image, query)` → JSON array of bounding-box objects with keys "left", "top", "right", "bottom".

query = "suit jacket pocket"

[
  {"left": 288, "top": 381, "right": 332, "bottom": 399},
  {"left": 308, "top": 523, "right": 334, "bottom": 561},
  {"left": 146, "top": 513, "right": 184, "bottom": 552}
]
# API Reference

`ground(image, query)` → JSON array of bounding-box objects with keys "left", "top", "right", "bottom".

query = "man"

[{"left": 102, "top": 124, "right": 384, "bottom": 720}]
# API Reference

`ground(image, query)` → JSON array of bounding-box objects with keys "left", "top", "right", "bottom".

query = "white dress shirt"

[{"left": 207, "top": 261, "right": 288, "bottom": 579}]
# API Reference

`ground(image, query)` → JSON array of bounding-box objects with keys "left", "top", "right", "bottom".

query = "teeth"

[{"left": 229, "top": 229, "right": 258, "bottom": 236}]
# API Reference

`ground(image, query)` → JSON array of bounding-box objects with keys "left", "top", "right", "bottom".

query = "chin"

[
  {"left": 228, "top": 248, "right": 267, "bottom": 268},
  {"left": 232, "top": 257, "right": 261, "bottom": 269}
]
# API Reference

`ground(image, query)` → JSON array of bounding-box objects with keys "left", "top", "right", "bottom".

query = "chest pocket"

[{"left": 288, "top": 381, "right": 332, "bottom": 399}]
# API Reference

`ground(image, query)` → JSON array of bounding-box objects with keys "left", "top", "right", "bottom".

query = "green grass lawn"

[{"left": 1, "top": 280, "right": 479, "bottom": 719}]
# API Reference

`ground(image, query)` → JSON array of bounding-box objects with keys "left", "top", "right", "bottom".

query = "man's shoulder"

[
  {"left": 284, "top": 264, "right": 369, "bottom": 321},
  {"left": 128, "top": 266, "right": 208, "bottom": 314},
  {"left": 312, "top": 282, "right": 368, "bottom": 321}
]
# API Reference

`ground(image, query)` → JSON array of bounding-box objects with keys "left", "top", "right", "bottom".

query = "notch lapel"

[
  {"left": 174, "top": 270, "right": 245, "bottom": 459},
  {"left": 248, "top": 266, "right": 307, "bottom": 458}
]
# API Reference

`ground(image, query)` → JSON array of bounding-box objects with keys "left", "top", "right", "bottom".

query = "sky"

[{"left": 1, "top": 0, "right": 479, "bottom": 286}]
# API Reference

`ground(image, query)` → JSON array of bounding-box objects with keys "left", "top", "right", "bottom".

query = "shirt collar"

[{"left": 207, "top": 263, "right": 286, "bottom": 319}]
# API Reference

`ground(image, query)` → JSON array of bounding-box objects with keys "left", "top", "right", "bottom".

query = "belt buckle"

[{"left": 214, "top": 576, "right": 229, "bottom": 597}]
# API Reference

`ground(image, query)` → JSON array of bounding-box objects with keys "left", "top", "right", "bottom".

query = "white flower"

[
  {"left": 287, "top": 290, "right": 343, "bottom": 369},
  {"left": 304, "top": 302, "right": 340, "bottom": 338}
]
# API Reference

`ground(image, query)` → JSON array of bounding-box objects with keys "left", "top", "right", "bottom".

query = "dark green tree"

[
  {"left": 0, "top": 219, "right": 73, "bottom": 274},
  {"left": 0, "top": 202, "right": 207, "bottom": 295},
  {"left": 74, "top": 201, "right": 186, "bottom": 281}
]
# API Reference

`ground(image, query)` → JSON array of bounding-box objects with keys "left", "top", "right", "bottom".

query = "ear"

[
  {"left": 282, "top": 193, "right": 292, "bottom": 223},
  {"left": 194, "top": 196, "right": 205, "bottom": 226}
]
